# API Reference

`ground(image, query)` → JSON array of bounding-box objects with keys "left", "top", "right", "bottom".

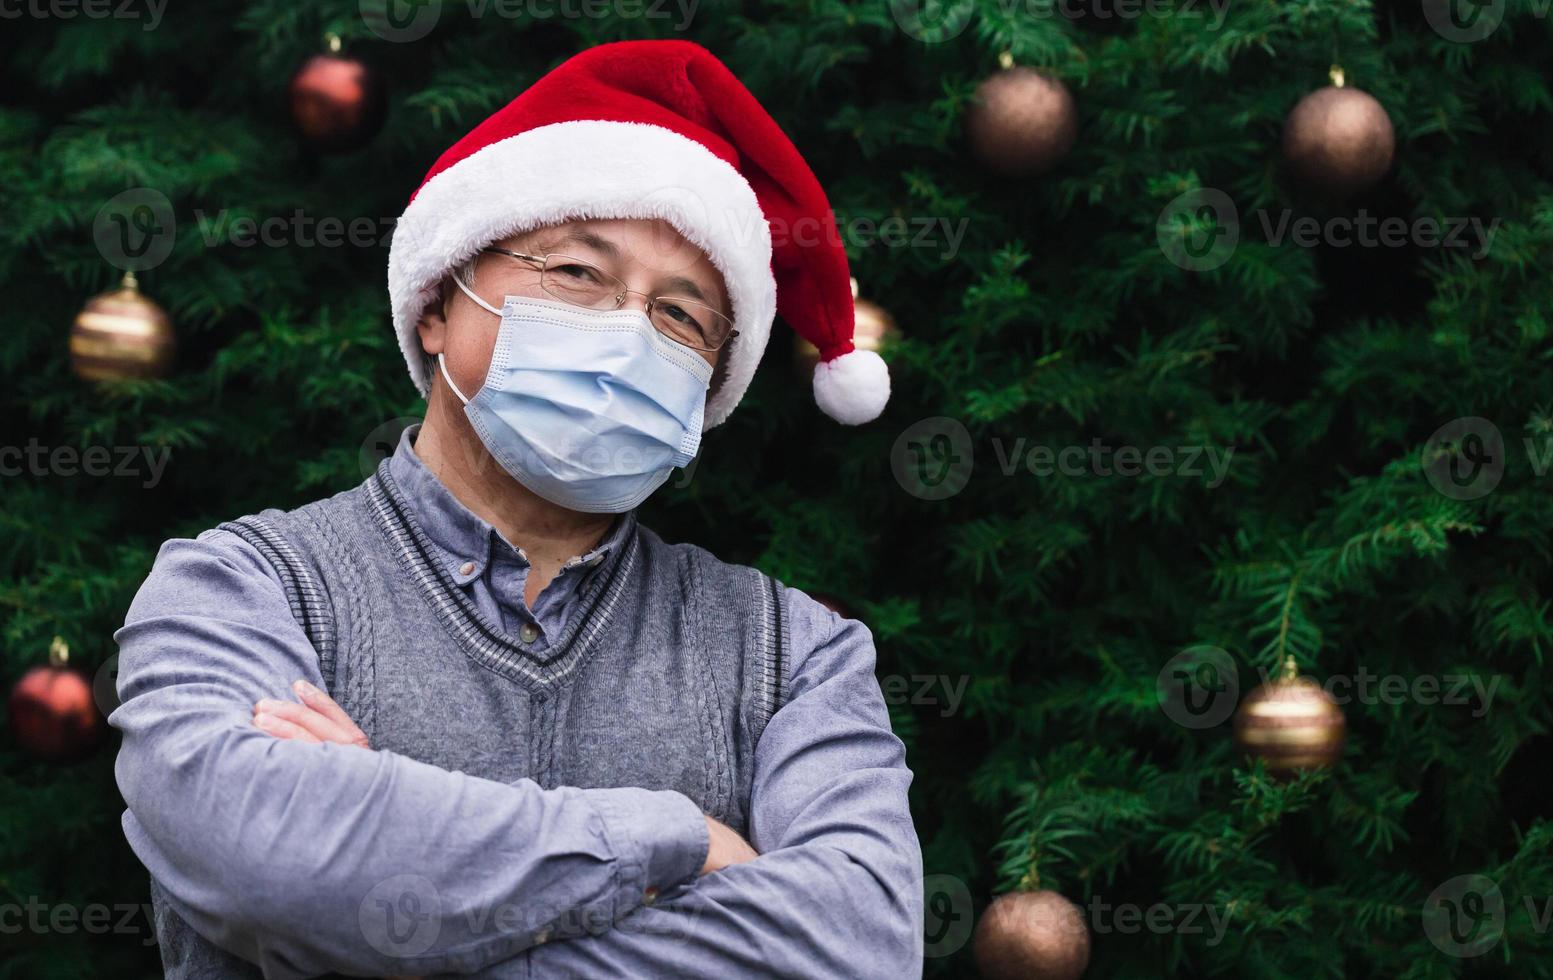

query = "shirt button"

[
  {"left": 534, "top": 926, "right": 551, "bottom": 944},
  {"left": 643, "top": 886, "right": 659, "bottom": 906},
  {"left": 519, "top": 622, "right": 539, "bottom": 643},
  {"left": 459, "top": 561, "right": 475, "bottom": 576}
]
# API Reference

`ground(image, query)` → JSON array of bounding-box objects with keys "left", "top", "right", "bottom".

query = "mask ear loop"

[
  {"left": 452, "top": 268, "right": 505, "bottom": 316},
  {"left": 437, "top": 264, "right": 505, "bottom": 407},
  {"left": 437, "top": 353, "right": 472, "bottom": 406}
]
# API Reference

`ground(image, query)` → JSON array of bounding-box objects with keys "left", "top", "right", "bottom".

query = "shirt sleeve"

[
  {"left": 110, "top": 529, "right": 710, "bottom": 980},
  {"left": 519, "top": 584, "right": 925, "bottom": 978}
]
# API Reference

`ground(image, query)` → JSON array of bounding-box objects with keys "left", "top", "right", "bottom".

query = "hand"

[
  {"left": 252, "top": 679, "right": 370, "bottom": 748},
  {"left": 700, "top": 815, "right": 757, "bottom": 875}
]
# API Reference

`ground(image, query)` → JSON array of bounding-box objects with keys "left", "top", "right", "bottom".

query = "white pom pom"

[{"left": 813, "top": 348, "right": 890, "bottom": 425}]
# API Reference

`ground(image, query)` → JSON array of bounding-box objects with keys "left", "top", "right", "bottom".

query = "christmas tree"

[{"left": 3, "top": 0, "right": 1552, "bottom": 976}]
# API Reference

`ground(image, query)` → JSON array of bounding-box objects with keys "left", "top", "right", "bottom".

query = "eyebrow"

[
  {"left": 659, "top": 275, "right": 710, "bottom": 304},
  {"left": 532, "top": 227, "right": 720, "bottom": 307},
  {"left": 540, "top": 228, "right": 620, "bottom": 258}
]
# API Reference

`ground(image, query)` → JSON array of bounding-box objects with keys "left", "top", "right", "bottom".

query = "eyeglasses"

[{"left": 474, "top": 246, "right": 738, "bottom": 353}]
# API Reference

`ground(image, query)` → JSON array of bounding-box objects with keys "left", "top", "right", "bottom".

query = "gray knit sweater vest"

[{"left": 148, "top": 460, "right": 791, "bottom": 978}]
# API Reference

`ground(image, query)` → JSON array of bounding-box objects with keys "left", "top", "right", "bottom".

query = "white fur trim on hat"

[
  {"left": 813, "top": 348, "right": 890, "bottom": 425},
  {"left": 388, "top": 119, "right": 777, "bottom": 429}
]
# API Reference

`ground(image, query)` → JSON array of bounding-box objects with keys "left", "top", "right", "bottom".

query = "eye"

[
  {"left": 551, "top": 262, "right": 603, "bottom": 284},
  {"left": 657, "top": 302, "right": 697, "bottom": 326}
]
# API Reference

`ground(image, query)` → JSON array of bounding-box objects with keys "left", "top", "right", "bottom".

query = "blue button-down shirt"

[
  {"left": 387, "top": 425, "right": 634, "bottom": 647},
  {"left": 109, "top": 424, "right": 924, "bottom": 978}
]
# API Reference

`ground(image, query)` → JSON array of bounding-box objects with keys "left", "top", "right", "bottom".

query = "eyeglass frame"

[{"left": 469, "top": 245, "right": 739, "bottom": 353}]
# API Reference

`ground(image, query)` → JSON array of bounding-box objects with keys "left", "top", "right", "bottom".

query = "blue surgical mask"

[{"left": 438, "top": 279, "right": 713, "bottom": 513}]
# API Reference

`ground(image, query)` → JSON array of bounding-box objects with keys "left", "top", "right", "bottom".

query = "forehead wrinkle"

[
  {"left": 523, "top": 223, "right": 727, "bottom": 314},
  {"left": 526, "top": 226, "right": 620, "bottom": 258}
]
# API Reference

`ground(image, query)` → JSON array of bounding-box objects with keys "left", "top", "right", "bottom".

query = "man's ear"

[{"left": 416, "top": 278, "right": 453, "bottom": 358}]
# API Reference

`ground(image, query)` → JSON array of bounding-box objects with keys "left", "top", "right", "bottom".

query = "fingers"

[
  {"left": 700, "top": 815, "right": 760, "bottom": 875},
  {"left": 291, "top": 679, "right": 370, "bottom": 747},
  {"left": 252, "top": 711, "right": 322, "bottom": 743},
  {"left": 290, "top": 683, "right": 368, "bottom": 742},
  {"left": 251, "top": 696, "right": 367, "bottom": 748}
]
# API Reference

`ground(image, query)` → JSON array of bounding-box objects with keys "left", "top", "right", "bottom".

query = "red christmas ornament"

[
  {"left": 7, "top": 637, "right": 106, "bottom": 763},
  {"left": 288, "top": 35, "right": 387, "bottom": 153}
]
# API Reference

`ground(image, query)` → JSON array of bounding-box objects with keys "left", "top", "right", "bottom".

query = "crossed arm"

[{"left": 112, "top": 530, "right": 924, "bottom": 978}]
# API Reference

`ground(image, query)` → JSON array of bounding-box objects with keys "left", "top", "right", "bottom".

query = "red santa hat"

[{"left": 387, "top": 39, "right": 890, "bottom": 426}]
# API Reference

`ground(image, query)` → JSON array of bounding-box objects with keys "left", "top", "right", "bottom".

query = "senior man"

[{"left": 110, "top": 39, "right": 920, "bottom": 979}]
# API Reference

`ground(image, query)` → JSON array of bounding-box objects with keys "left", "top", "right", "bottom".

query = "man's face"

[{"left": 418, "top": 217, "right": 732, "bottom": 406}]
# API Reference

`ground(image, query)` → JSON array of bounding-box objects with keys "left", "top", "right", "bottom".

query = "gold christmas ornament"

[
  {"left": 1281, "top": 66, "right": 1395, "bottom": 195},
  {"left": 70, "top": 270, "right": 176, "bottom": 381},
  {"left": 964, "top": 52, "right": 1077, "bottom": 178},
  {"left": 794, "top": 277, "right": 900, "bottom": 378},
  {"left": 973, "top": 889, "right": 1091, "bottom": 980},
  {"left": 1233, "top": 656, "right": 1346, "bottom": 772}
]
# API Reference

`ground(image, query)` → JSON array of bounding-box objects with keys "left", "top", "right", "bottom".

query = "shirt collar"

[{"left": 385, "top": 422, "right": 635, "bottom": 585}]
